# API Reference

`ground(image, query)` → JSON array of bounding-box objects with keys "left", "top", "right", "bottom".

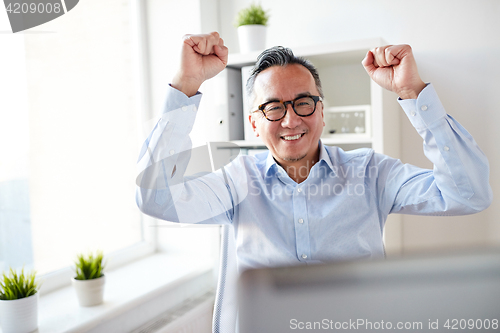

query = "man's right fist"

[{"left": 172, "top": 32, "right": 229, "bottom": 97}]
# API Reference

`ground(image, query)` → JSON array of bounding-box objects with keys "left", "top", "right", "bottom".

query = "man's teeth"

[{"left": 283, "top": 134, "right": 302, "bottom": 141}]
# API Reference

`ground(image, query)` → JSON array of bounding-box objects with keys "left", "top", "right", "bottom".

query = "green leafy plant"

[
  {"left": 234, "top": 3, "right": 270, "bottom": 27},
  {"left": 74, "top": 250, "right": 105, "bottom": 280},
  {"left": 0, "top": 268, "right": 40, "bottom": 300}
]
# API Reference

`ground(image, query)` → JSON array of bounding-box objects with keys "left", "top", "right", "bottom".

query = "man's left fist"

[{"left": 362, "top": 44, "right": 426, "bottom": 99}]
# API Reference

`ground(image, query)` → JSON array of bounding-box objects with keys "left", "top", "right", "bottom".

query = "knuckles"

[{"left": 370, "top": 44, "right": 413, "bottom": 66}]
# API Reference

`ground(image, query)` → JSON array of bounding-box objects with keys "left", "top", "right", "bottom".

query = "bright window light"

[{"left": 0, "top": 1, "right": 144, "bottom": 275}]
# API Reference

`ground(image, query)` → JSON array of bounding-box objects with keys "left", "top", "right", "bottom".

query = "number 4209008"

[
  {"left": 6, "top": 2, "right": 62, "bottom": 14},
  {"left": 444, "top": 319, "right": 498, "bottom": 330}
]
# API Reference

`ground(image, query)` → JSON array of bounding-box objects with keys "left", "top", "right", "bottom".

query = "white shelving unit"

[
  {"left": 205, "top": 38, "right": 404, "bottom": 254},
  {"left": 224, "top": 38, "right": 401, "bottom": 159}
]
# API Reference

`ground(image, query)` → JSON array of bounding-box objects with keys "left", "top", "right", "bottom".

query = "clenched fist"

[
  {"left": 172, "top": 31, "right": 229, "bottom": 97},
  {"left": 362, "top": 44, "right": 426, "bottom": 100}
]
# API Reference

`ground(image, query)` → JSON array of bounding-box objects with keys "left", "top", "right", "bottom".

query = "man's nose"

[{"left": 280, "top": 104, "right": 302, "bottom": 128}]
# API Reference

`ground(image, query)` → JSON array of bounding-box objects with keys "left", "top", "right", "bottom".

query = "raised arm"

[
  {"left": 362, "top": 45, "right": 492, "bottom": 215},
  {"left": 136, "top": 32, "right": 240, "bottom": 224}
]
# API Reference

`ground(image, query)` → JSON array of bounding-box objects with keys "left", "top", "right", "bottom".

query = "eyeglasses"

[{"left": 252, "top": 95, "right": 322, "bottom": 121}]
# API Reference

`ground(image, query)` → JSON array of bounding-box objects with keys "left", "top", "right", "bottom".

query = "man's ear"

[
  {"left": 320, "top": 101, "right": 325, "bottom": 127},
  {"left": 248, "top": 114, "right": 259, "bottom": 137}
]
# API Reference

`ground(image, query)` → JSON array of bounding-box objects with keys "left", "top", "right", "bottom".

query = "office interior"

[{"left": 1, "top": 0, "right": 499, "bottom": 332}]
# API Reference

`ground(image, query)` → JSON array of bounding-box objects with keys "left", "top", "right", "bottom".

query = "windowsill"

[{"left": 27, "top": 253, "right": 215, "bottom": 333}]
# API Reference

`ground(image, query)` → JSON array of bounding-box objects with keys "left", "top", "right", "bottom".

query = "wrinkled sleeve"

[
  {"left": 135, "top": 85, "right": 236, "bottom": 224},
  {"left": 375, "top": 84, "right": 492, "bottom": 216}
]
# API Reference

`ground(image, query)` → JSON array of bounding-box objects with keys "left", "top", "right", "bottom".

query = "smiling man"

[
  {"left": 249, "top": 58, "right": 325, "bottom": 183},
  {"left": 136, "top": 32, "right": 492, "bottom": 332}
]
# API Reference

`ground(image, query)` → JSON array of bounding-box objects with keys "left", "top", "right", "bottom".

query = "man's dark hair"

[{"left": 246, "top": 46, "right": 324, "bottom": 111}]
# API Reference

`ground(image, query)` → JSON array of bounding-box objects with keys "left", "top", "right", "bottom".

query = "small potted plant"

[
  {"left": 0, "top": 268, "right": 40, "bottom": 333},
  {"left": 72, "top": 250, "right": 106, "bottom": 307},
  {"left": 234, "top": 3, "right": 270, "bottom": 53}
]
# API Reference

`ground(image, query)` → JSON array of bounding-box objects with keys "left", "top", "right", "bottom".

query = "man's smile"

[{"left": 280, "top": 132, "right": 306, "bottom": 141}]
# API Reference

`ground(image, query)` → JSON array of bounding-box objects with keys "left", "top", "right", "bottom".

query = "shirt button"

[
  {"left": 298, "top": 218, "right": 304, "bottom": 224},
  {"left": 443, "top": 146, "right": 450, "bottom": 151},
  {"left": 181, "top": 106, "right": 188, "bottom": 112},
  {"left": 297, "top": 188, "right": 302, "bottom": 193},
  {"left": 421, "top": 105, "right": 428, "bottom": 111},
  {"left": 301, "top": 254, "right": 307, "bottom": 259},
  {"left": 410, "top": 111, "right": 416, "bottom": 116},
  {"left": 169, "top": 150, "right": 175, "bottom": 155}
]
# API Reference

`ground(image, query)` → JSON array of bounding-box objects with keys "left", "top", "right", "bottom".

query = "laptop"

[{"left": 238, "top": 249, "right": 500, "bottom": 332}]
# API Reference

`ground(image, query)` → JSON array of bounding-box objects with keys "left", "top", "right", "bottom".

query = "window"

[{"left": 0, "top": 0, "right": 147, "bottom": 276}]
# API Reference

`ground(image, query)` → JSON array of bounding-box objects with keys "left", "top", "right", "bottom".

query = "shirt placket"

[{"left": 293, "top": 184, "right": 311, "bottom": 262}]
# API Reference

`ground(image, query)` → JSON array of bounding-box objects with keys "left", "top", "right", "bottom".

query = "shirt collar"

[
  {"left": 264, "top": 140, "right": 335, "bottom": 176},
  {"left": 318, "top": 140, "right": 335, "bottom": 172},
  {"left": 264, "top": 149, "right": 278, "bottom": 176}
]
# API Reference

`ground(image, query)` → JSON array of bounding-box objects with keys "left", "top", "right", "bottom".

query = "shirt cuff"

[
  {"left": 162, "top": 84, "right": 203, "bottom": 116},
  {"left": 398, "top": 83, "right": 447, "bottom": 130}
]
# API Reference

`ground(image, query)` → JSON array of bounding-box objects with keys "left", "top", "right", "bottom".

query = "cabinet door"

[{"left": 192, "top": 68, "right": 244, "bottom": 146}]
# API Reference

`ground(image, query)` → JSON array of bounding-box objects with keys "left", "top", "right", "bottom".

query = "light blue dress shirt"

[{"left": 137, "top": 83, "right": 492, "bottom": 272}]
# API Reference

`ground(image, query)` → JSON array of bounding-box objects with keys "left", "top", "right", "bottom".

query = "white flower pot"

[
  {"left": 237, "top": 24, "right": 267, "bottom": 53},
  {"left": 0, "top": 293, "right": 38, "bottom": 333},
  {"left": 72, "top": 275, "right": 105, "bottom": 307}
]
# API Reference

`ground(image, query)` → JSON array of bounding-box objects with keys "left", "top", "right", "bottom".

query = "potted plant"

[
  {"left": 234, "top": 3, "right": 270, "bottom": 53},
  {"left": 72, "top": 250, "right": 106, "bottom": 307},
  {"left": 0, "top": 268, "right": 40, "bottom": 333}
]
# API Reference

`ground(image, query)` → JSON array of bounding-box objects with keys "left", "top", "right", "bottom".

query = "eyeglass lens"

[{"left": 264, "top": 97, "right": 316, "bottom": 120}]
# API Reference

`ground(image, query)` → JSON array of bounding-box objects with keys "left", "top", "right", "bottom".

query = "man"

[{"left": 136, "top": 32, "right": 492, "bottom": 331}]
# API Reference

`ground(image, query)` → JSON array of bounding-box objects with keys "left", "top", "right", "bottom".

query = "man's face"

[{"left": 249, "top": 64, "right": 325, "bottom": 167}]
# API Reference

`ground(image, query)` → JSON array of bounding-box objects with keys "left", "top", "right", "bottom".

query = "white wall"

[{"left": 218, "top": 0, "right": 500, "bottom": 251}]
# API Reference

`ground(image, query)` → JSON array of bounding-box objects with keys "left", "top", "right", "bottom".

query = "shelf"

[
  {"left": 321, "top": 135, "right": 372, "bottom": 145},
  {"left": 227, "top": 37, "right": 386, "bottom": 68},
  {"left": 212, "top": 136, "right": 373, "bottom": 150},
  {"left": 216, "top": 140, "right": 266, "bottom": 149}
]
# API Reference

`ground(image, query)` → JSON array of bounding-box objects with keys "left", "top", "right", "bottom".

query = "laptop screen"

[{"left": 238, "top": 249, "right": 500, "bottom": 332}]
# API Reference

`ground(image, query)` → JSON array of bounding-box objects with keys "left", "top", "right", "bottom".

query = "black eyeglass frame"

[{"left": 252, "top": 95, "right": 323, "bottom": 122}]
